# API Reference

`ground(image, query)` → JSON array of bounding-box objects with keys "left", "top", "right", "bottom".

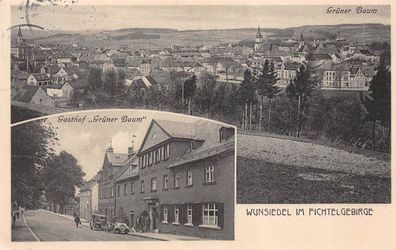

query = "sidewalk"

[
  {"left": 11, "top": 214, "right": 40, "bottom": 241},
  {"left": 39, "top": 209, "right": 203, "bottom": 241},
  {"left": 128, "top": 231, "right": 203, "bottom": 241}
]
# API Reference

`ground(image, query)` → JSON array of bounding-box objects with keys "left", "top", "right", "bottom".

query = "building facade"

[
  {"left": 114, "top": 119, "right": 235, "bottom": 240},
  {"left": 79, "top": 173, "right": 100, "bottom": 220},
  {"left": 97, "top": 144, "right": 131, "bottom": 222}
]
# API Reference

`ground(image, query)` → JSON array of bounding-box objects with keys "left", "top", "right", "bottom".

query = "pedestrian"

[
  {"left": 74, "top": 215, "right": 81, "bottom": 228},
  {"left": 12, "top": 213, "right": 16, "bottom": 227}
]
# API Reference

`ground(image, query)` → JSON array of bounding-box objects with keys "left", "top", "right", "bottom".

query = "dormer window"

[{"left": 219, "top": 127, "right": 234, "bottom": 142}]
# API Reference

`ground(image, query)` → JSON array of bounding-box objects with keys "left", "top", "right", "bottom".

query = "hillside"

[
  {"left": 11, "top": 23, "right": 390, "bottom": 48},
  {"left": 237, "top": 133, "right": 391, "bottom": 203}
]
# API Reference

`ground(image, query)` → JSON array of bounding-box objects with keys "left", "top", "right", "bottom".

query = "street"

[{"left": 12, "top": 210, "right": 154, "bottom": 241}]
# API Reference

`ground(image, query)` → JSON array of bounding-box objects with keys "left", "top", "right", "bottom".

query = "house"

[
  {"left": 45, "top": 81, "right": 74, "bottom": 98},
  {"left": 13, "top": 85, "right": 55, "bottom": 106},
  {"left": 79, "top": 173, "right": 101, "bottom": 220},
  {"left": 320, "top": 62, "right": 373, "bottom": 90},
  {"left": 276, "top": 62, "right": 303, "bottom": 87},
  {"left": 130, "top": 76, "right": 158, "bottom": 91},
  {"left": 139, "top": 60, "right": 152, "bottom": 76},
  {"left": 27, "top": 73, "right": 51, "bottom": 86},
  {"left": 350, "top": 49, "right": 380, "bottom": 63},
  {"left": 97, "top": 143, "right": 131, "bottom": 222},
  {"left": 114, "top": 119, "right": 235, "bottom": 240}
]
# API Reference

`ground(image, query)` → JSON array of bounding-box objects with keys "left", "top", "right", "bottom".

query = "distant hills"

[{"left": 11, "top": 23, "right": 390, "bottom": 48}]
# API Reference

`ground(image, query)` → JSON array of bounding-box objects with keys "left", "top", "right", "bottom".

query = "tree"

[
  {"left": 238, "top": 69, "right": 256, "bottom": 130},
  {"left": 256, "top": 60, "right": 280, "bottom": 132},
  {"left": 194, "top": 72, "right": 217, "bottom": 114},
  {"left": 103, "top": 69, "right": 126, "bottom": 105},
  {"left": 363, "top": 50, "right": 391, "bottom": 151},
  {"left": 183, "top": 75, "right": 197, "bottom": 115},
  {"left": 286, "top": 65, "right": 314, "bottom": 137},
  {"left": 87, "top": 68, "right": 103, "bottom": 93},
  {"left": 11, "top": 119, "right": 58, "bottom": 208},
  {"left": 42, "top": 151, "right": 85, "bottom": 213}
]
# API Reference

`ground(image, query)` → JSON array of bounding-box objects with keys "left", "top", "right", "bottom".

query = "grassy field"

[{"left": 237, "top": 134, "right": 391, "bottom": 204}]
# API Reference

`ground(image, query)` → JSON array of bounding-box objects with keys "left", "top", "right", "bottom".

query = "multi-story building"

[
  {"left": 114, "top": 119, "right": 235, "bottom": 240},
  {"left": 79, "top": 173, "right": 100, "bottom": 220},
  {"left": 97, "top": 143, "right": 133, "bottom": 222}
]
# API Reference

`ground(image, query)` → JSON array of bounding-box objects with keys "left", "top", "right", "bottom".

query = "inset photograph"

[{"left": 11, "top": 110, "right": 235, "bottom": 241}]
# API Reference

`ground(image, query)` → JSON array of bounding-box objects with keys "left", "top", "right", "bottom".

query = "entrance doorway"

[
  {"left": 130, "top": 212, "right": 135, "bottom": 230},
  {"left": 149, "top": 206, "right": 158, "bottom": 231}
]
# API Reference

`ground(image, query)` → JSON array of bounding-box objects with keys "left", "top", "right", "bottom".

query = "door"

[
  {"left": 151, "top": 207, "right": 157, "bottom": 230},
  {"left": 130, "top": 213, "right": 134, "bottom": 230}
]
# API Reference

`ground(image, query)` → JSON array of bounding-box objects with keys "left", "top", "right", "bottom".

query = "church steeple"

[
  {"left": 256, "top": 26, "right": 262, "bottom": 39},
  {"left": 106, "top": 140, "right": 114, "bottom": 153},
  {"left": 17, "top": 26, "right": 23, "bottom": 45},
  {"left": 255, "top": 25, "right": 263, "bottom": 51}
]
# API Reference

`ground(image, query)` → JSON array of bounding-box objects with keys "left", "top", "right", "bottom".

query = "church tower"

[
  {"left": 16, "top": 26, "right": 26, "bottom": 59},
  {"left": 106, "top": 140, "right": 114, "bottom": 153},
  {"left": 254, "top": 26, "right": 263, "bottom": 51}
]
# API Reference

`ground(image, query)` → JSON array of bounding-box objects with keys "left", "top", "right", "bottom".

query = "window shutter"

[{"left": 217, "top": 203, "right": 224, "bottom": 229}]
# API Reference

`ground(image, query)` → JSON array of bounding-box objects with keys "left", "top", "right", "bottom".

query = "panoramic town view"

[
  {"left": 10, "top": 3, "right": 391, "bottom": 241},
  {"left": 12, "top": 111, "right": 235, "bottom": 241}
]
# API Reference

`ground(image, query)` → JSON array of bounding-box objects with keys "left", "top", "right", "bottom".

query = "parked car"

[
  {"left": 90, "top": 214, "right": 108, "bottom": 231},
  {"left": 111, "top": 222, "right": 130, "bottom": 234}
]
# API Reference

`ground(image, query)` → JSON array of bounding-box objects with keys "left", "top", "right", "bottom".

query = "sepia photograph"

[
  {"left": 11, "top": 110, "right": 235, "bottom": 241},
  {"left": 10, "top": 3, "right": 391, "bottom": 204}
]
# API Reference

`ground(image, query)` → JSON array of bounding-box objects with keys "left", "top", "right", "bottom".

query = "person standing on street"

[
  {"left": 74, "top": 215, "right": 81, "bottom": 228},
  {"left": 12, "top": 213, "right": 16, "bottom": 227}
]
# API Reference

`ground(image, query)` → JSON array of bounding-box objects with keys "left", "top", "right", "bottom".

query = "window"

[
  {"left": 104, "top": 187, "right": 107, "bottom": 198},
  {"left": 161, "top": 147, "right": 164, "bottom": 159},
  {"left": 163, "top": 175, "right": 168, "bottom": 189},
  {"left": 187, "top": 204, "right": 193, "bottom": 225},
  {"left": 151, "top": 178, "right": 157, "bottom": 191},
  {"left": 124, "top": 183, "right": 127, "bottom": 195},
  {"left": 148, "top": 152, "right": 153, "bottom": 166},
  {"left": 158, "top": 148, "right": 162, "bottom": 161},
  {"left": 205, "top": 165, "right": 215, "bottom": 183},
  {"left": 111, "top": 187, "right": 114, "bottom": 197},
  {"left": 174, "top": 207, "right": 180, "bottom": 224},
  {"left": 163, "top": 207, "right": 168, "bottom": 223},
  {"left": 202, "top": 203, "right": 218, "bottom": 226},
  {"left": 164, "top": 144, "right": 170, "bottom": 159},
  {"left": 130, "top": 182, "right": 134, "bottom": 194},
  {"left": 140, "top": 180, "right": 145, "bottom": 193},
  {"left": 187, "top": 170, "right": 193, "bottom": 186},
  {"left": 117, "top": 185, "right": 120, "bottom": 196},
  {"left": 154, "top": 150, "right": 157, "bottom": 163},
  {"left": 174, "top": 173, "right": 180, "bottom": 188}
]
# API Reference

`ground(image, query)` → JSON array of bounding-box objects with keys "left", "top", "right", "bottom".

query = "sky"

[
  {"left": 40, "top": 110, "right": 203, "bottom": 180},
  {"left": 11, "top": 5, "right": 390, "bottom": 31}
]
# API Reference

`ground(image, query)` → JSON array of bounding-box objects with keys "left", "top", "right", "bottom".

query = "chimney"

[{"left": 128, "top": 146, "right": 134, "bottom": 156}]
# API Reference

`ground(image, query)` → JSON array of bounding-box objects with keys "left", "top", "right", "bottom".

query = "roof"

[
  {"left": 130, "top": 76, "right": 157, "bottom": 90},
  {"left": 283, "top": 62, "right": 302, "bottom": 71},
  {"left": 168, "top": 120, "right": 235, "bottom": 168},
  {"left": 46, "top": 82, "right": 71, "bottom": 90},
  {"left": 354, "top": 49, "right": 374, "bottom": 56},
  {"left": 13, "top": 85, "right": 40, "bottom": 102},
  {"left": 31, "top": 73, "right": 50, "bottom": 81},
  {"left": 106, "top": 152, "right": 129, "bottom": 167},
  {"left": 115, "top": 156, "right": 139, "bottom": 183},
  {"left": 11, "top": 69, "right": 30, "bottom": 80},
  {"left": 155, "top": 120, "right": 198, "bottom": 140}
]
